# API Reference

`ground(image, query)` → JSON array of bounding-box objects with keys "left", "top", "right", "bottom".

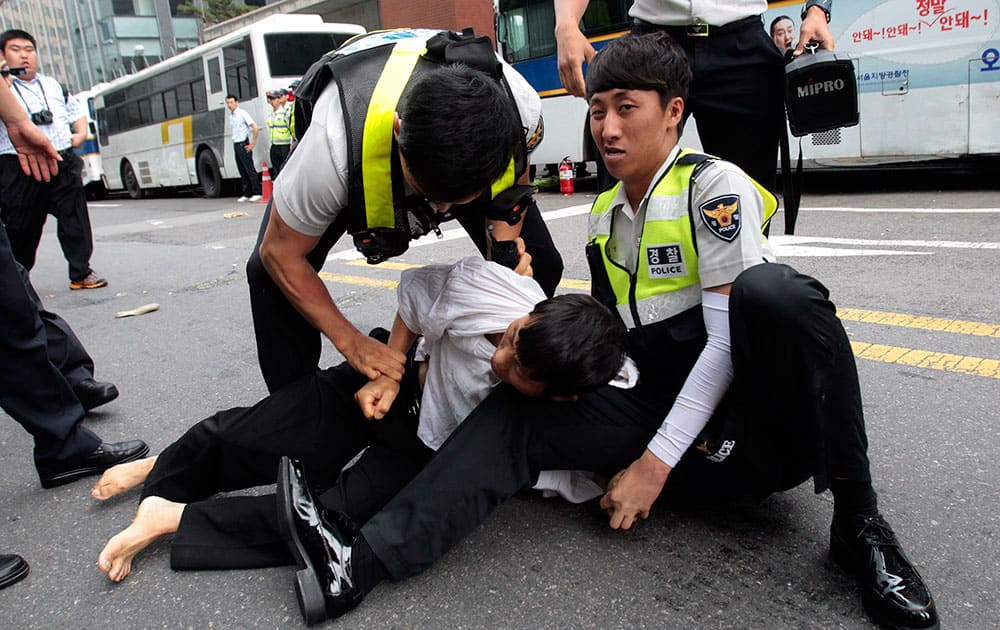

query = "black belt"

[
  {"left": 633, "top": 14, "right": 763, "bottom": 38},
  {"left": 58, "top": 148, "right": 76, "bottom": 159}
]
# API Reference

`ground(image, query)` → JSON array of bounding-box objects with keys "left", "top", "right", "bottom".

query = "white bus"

[
  {"left": 496, "top": 0, "right": 1000, "bottom": 170},
  {"left": 92, "top": 14, "right": 364, "bottom": 198},
  {"left": 71, "top": 88, "right": 107, "bottom": 199}
]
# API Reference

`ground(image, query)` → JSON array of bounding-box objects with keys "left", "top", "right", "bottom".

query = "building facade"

[
  {"left": 64, "top": 0, "right": 203, "bottom": 90},
  {"left": 0, "top": 0, "right": 79, "bottom": 90},
  {"left": 1, "top": 0, "right": 496, "bottom": 93}
]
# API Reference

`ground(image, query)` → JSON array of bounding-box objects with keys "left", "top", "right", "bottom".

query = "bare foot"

[
  {"left": 92, "top": 456, "right": 158, "bottom": 500},
  {"left": 97, "top": 496, "right": 184, "bottom": 582}
]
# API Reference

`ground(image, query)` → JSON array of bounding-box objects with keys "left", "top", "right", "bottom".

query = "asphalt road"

[{"left": 2, "top": 169, "right": 998, "bottom": 629}]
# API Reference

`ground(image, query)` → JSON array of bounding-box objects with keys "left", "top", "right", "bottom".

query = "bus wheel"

[
  {"left": 122, "top": 161, "right": 144, "bottom": 199},
  {"left": 197, "top": 150, "right": 222, "bottom": 198}
]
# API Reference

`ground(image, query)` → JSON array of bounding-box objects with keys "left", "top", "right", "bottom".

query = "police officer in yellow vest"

[
  {"left": 264, "top": 88, "right": 293, "bottom": 178},
  {"left": 582, "top": 32, "right": 935, "bottom": 629},
  {"left": 292, "top": 31, "right": 938, "bottom": 630},
  {"left": 247, "top": 29, "right": 562, "bottom": 393}
]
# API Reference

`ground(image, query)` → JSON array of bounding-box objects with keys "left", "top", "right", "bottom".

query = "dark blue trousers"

[{"left": 0, "top": 221, "right": 100, "bottom": 475}]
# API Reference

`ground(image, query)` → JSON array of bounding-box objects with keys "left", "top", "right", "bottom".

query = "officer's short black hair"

[
  {"left": 225, "top": 94, "right": 237, "bottom": 101},
  {"left": 585, "top": 31, "right": 691, "bottom": 107},
  {"left": 0, "top": 29, "right": 36, "bottom": 52},
  {"left": 516, "top": 294, "right": 626, "bottom": 398},
  {"left": 397, "top": 64, "right": 519, "bottom": 203}
]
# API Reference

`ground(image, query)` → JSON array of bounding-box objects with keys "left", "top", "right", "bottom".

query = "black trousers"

[
  {"left": 362, "top": 264, "right": 872, "bottom": 579},
  {"left": 268, "top": 144, "right": 290, "bottom": 179},
  {"left": 233, "top": 141, "right": 260, "bottom": 197},
  {"left": 633, "top": 18, "right": 786, "bottom": 192},
  {"left": 247, "top": 199, "right": 564, "bottom": 393},
  {"left": 0, "top": 220, "right": 100, "bottom": 476},
  {"left": 136, "top": 361, "right": 432, "bottom": 570},
  {"left": 0, "top": 151, "right": 95, "bottom": 281}
]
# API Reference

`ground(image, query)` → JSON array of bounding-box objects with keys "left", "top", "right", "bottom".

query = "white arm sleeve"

[{"left": 646, "top": 290, "right": 734, "bottom": 468}]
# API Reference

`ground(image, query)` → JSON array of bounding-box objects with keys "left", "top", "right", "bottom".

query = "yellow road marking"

[
  {"left": 839, "top": 308, "right": 1000, "bottom": 338},
  {"left": 851, "top": 342, "right": 1000, "bottom": 379},
  {"left": 318, "top": 272, "right": 399, "bottom": 289},
  {"left": 319, "top": 269, "right": 1000, "bottom": 379},
  {"left": 345, "top": 260, "right": 424, "bottom": 271},
  {"left": 558, "top": 279, "right": 592, "bottom": 290}
]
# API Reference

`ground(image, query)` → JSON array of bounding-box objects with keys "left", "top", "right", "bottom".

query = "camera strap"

[{"left": 11, "top": 78, "right": 50, "bottom": 116}]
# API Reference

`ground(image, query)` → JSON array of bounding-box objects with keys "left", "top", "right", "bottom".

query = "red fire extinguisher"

[{"left": 558, "top": 156, "right": 574, "bottom": 195}]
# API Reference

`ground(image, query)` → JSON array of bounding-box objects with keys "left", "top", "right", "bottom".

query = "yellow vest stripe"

[
  {"left": 362, "top": 39, "right": 426, "bottom": 229},
  {"left": 490, "top": 158, "right": 516, "bottom": 199}
]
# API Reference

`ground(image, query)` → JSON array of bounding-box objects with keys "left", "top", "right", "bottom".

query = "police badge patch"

[
  {"left": 526, "top": 116, "right": 544, "bottom": 152},
  {"left": 699, "top": 195, "right": 742, "bottom": 242}
]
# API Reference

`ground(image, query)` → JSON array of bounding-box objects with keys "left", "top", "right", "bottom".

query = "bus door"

[
  {"left": 205, "top": 51, "right": 227, "bottom": 111},
  {"left": 201, "top": 50, "right": 232, "bottom": 179}
]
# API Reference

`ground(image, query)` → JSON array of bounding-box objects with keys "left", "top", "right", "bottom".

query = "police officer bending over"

[
  {"left": 278, "top": 31, "right": 938, "bottom": 630},
  {"left": 247, "top": 29, "right": 562, "bottom": 393}
]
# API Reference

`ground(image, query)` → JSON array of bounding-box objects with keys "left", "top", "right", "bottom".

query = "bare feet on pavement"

[
  {"left": 97, "top": 496, "right": 184, "bottom": 582},
  {"left": 92, "top": 456, "right": 158, "bottom": 500}
]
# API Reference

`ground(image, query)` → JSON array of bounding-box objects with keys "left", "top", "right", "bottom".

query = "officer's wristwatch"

[{"left": 802, "top": 0, "right": 832, "bottom": 22}]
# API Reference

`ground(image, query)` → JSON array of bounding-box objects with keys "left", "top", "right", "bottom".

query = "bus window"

[
  {"left": 150, "top": 93, "right": 165, "bottom": 122},
  {"left": 191, "top": 80, "right": 207, "bottom": 112},
  {"left": 207, "top": 56, "right": 223, "bottom": 93},
  {"left": 264, "top": 33, "right": 354, "bottom": 76},
  {"left": 96, "top": 108, "right": 108, "bottom": 145},
  {"left": 177, "top": 84, "right": 194, "bottom": 115},
  {"left": 581, "top": 0, "right": 633, "bottom": 34},
  {"left": 497, "top": 0, "right": 556, "bottom": 62},
  {"left": 138, "top": 98, "right": 152, "bottom": 125},
  {"left": 163, "top": 88, "right": 178, "bottom": 119},
  {"left": 224, "top": 37, "right": 258, "bottom": 100},
  {"left": 127, "top": 102, "right": 141, "bottom": 127}
]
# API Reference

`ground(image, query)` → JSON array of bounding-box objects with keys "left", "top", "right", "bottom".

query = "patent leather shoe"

[
  {"left": 831, "top": 513, "right": 939, "bottom": 629},
  {"left": 73, "top": 378, "right": 119, "bottom": 411},
  {"left": 39, "top": 440, "right": 149, "bottom": 489},
  {"left": 277, "top": 457, "right": 363, "bottom": 625},
  {"left": 0, "top": 554, "right": 29, "bottom": 590}
]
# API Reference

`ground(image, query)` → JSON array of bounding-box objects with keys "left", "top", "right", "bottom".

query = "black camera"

[
  {"left": 30, "top": 109, "right": 54, "bottom": 125},
  {"left": 0, "top": 66, "right": 25, "bottom": 78}
]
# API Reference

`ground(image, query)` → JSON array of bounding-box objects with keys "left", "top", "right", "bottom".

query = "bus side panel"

[
  {"left": 859, "top": 82, "right": 967, "bottom": 159},
  {"left": 192, "top": 109, "right": 231, "bottom": 179},
  {"left": 765, "top": 0, "right": 1000, "bottom": 163},
  {"left": 970, "top": 52, "right": 1000, "bottom": 153},
  {"left": 532, "top": 96, "right": 590, "bottom": 165}
]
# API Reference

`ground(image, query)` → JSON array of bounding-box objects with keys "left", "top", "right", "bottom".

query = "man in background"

[
  {"left": 0, "top": 29, "right": 106, "bottom": 290},
  {"left": 0, "top": 75, "right": 147, "bottom": 591},
  {"left": 265, "top": 88, "right": 293, "bottom": 178},
  {"left": 226, "top": 94, "right": 261, "bottom": 202}
]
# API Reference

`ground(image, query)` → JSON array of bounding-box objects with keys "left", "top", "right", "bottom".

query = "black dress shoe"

[
  {"left": 39, "top": 440, "right": 149, "bottom": 489},
  {"left": 831, "top": 513, "right": 940, "bottom": 630},
  {"left": 72, "top": 378, "right": 119, "bottom": 411},
  {"left": 276, "top": 457, "right": 363, "bottom": 626},
  {"left": 0, "top": 554, "right": 29, "bottom": 590}
]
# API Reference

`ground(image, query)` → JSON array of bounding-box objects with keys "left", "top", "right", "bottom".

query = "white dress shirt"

[{"left": 630, "top": 0, "right": 768, "bottom": 26}]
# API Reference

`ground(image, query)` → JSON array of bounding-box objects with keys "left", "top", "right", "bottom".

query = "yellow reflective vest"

[
  {"left": 294, "top": 29, "right": 525, "bottom": 235},
  {"left": 266, "top": 103, "right": 293, "bottom": 146},
  {"left": 587, "top": 149, "right": 777, "bottom": 333}
]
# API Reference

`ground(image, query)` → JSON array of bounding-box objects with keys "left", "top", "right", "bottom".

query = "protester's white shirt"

[
  {"left": 273, "top": 29, "right": 543, "bottom": 237},
  {"left": 399, "top": 256, "right": 638, "bottom": 503},
  {"left": 399, "top": 256, "right": 545, "bottom": 451},
  {"left": 630, "top": 0, "right": 768, "bottom": 26}
]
